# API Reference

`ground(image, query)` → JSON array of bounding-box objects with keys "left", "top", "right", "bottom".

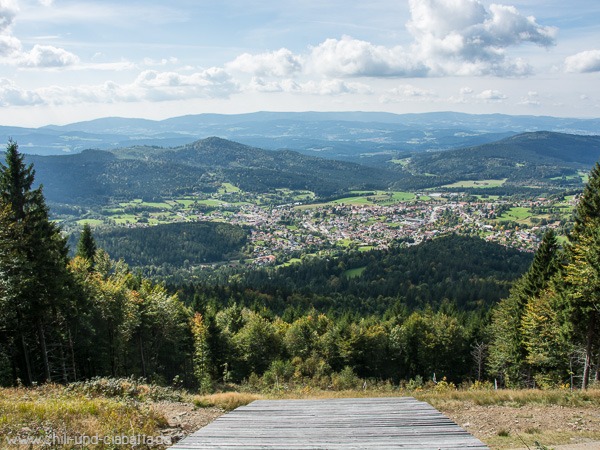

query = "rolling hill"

[
  {"left": 27, "top": 137, "right": 397, "bottom": 205},
  {"left": 398, "top": 131, "right": 600, "bottom": 189}
]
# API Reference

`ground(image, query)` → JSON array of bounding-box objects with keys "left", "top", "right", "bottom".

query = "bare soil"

[{"left": 442, "top": 402, "right": 600, "bottom": 449}]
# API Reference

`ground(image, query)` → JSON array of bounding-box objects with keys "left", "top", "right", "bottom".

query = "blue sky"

[{"left": 0, "top": 0, "right": 599, "bottom": 126}]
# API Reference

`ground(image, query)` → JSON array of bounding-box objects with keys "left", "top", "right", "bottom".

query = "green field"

[
  {"left": 442, "top": 179, "right": 507, "bottom": 189},
  {"left": 219, "top": 182, "right": 241, "bottom": 194},
  {"left": 495, "top": 206, "right": 532, "bottom": 223},
  {"left": 76, "top": 219, "right": 104, "bottom": 226},
  {"left": 343, "top": 266, "right": 367, "bottom": 279}
]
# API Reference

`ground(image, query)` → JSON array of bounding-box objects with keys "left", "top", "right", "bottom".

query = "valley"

[{"left": 58, "top": 181, "right": 576, "bottom": 273}]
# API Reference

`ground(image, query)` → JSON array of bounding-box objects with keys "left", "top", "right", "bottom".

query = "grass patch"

[
  {"left": 495, "top": 206, "right": 531, "bottom": 223},
  {"left": 343, "top": 266, "right": 367, "bottom": 279},
  {"left": 329, "top": 196, "right": 373, "bottom": 205},
  {"left": 76, "top": 219, "right": 104, "bottom": 226},
  {"left": 219, "top": 182, "right": 241, "bottom": 194},
  {"left": 442, "top": 179, "right": 507, "bottom": 189},
  {"left": 0, "top": 384, "right": 168, "bottom": 449}
]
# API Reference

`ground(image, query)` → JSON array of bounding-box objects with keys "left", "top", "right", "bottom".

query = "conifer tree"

[
  {"left": 562, "top": 163, "right": 600, "bottom": 388},
  {"left": 488, "top": 229, "right": 560, "bottom": 386},
  {"left": 0, "top": 140, "right": 72, "bottom": 383},
  {"left": 76, "top": 223, "right": 97, "bottom": 263}
]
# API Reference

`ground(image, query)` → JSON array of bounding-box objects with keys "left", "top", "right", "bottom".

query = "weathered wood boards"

[{"left": 169, "top": 396, "right": 489, "bottom": 449}]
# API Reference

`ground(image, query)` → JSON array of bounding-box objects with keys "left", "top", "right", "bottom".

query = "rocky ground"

[{"left": 150, "top": 401, "right": 223, "bottom": 446}]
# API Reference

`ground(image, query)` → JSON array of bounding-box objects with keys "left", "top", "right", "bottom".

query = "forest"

[{"left": 2, "top": 139, "right": 600, "bottom": 392}]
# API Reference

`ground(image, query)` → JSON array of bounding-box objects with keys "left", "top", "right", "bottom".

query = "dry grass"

[
  {"left": 192, "top": 392, "right": 262, "bottom": 411},
  {"left": 414, "top": 387, "right": 600, "bottom": 409},
  {"left": 0, "top": 384, "right": 167, "bottom": 449}
]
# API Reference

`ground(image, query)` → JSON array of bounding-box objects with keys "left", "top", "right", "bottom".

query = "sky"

[{"left": 0, "top": 0, "right": 599, "bottom": 127}]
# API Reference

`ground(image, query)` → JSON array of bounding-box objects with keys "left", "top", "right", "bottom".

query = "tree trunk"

[
  {"left": 20, "top": 332, "right": 32, "bottom": 385},
  {"left": 37, "top": 317, "right": 51, "bottom": 383},
  {"left": 582, "top": 317, "right": 595, "bottom": 390},
  {"left": 67, "top": 328, "right": 77, "bottom": 381},
  {"left": 139, "top": 333, "right": 147, "bottom": 379}
]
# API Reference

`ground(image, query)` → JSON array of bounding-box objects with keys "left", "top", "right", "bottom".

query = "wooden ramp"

[{"left": 169, "top": 396, "right": 489, "bottom": 449}]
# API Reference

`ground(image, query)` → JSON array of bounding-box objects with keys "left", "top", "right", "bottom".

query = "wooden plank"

[{"left": 169, "top": 397, "right": 489, "bottom": 449}]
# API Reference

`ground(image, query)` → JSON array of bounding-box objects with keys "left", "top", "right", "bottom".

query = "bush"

[
  {"left": 66, "top": 376, "right": 182, "bottom": 401},
  {"left": 331, "top": 366, "right": 362, "bottom": 390},
  {"left": 406, "top": 375, "right": 424, "bottom": 391}
]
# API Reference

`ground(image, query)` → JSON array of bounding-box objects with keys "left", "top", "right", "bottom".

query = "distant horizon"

[{"left": 5, "top": 109, "right": 600, "bottom": 130}]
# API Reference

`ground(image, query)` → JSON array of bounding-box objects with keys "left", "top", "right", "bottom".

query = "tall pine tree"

[{"left": 0, "top": 140, "right": 73, "bottom": 384}]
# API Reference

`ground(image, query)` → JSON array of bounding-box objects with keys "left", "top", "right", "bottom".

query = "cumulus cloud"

[
  {"left": 0, "top": 67, "right": 240, "bottom": 107},
  {"left": 565, "top": 50, "right": 600, "bottom": 73},
  {"left": 407, "top": 0, "right": 556, "bottom": 76},
  {"left": 131, "top": 68, "right": 239, "bottom": 100},
  {"left": 0, "top": 77, "right": 44, "bottom": 106},
  {"left": 227, "top": 48, "right": 302, "bottom": 77},
  {"left": 476, "top": 89, "right": 507, "bottom": 101},
  {"left": 19, "top": 44, "right": 79, "bottom": 67},
  {"left": 308, "top": 36, "right": 427, "bottom": 77},
  {"left": 227, "top": 1, "right": 555, "bottom": 81},
  {"left": 0, "top": 0, "right": 17, "bottom": 34},
  {"left": 0, "top": 2, "right": 83, "bottom": 68}
]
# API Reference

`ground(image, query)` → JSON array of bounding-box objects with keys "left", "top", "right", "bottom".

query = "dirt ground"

[
  {"left": 151, "top": 400, "right": 600, "bottom": 449},
  {"left": 150, "top": 401, "right": 223, "bottom": 445},
  {"left": 442, "top": 402, "right": 600, "bottom": 449}
]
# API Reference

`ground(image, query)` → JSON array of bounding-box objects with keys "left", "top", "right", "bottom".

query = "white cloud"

[
  {"left": 19, "top": 44, "right": 79, "bottom": 68},
  {"left": 227, "top": 1, "right": 556, "bottom": 80},
  {"left": 407, "top": 0, "right": 556, "bottom": 76},
  {"left": 131, "top": 68, "right": 239, "bottom": 101},
  {"left": 308, "top": 36, "right": 427, "bottom": 77},
  {"left": 380, "top": 84, "right": 438, "bottom": 104},
  {"left": 227, "top": 48, "right": 302, "bottom": 77},
  {"left": 0, "top": 77, "right": 43, "bottom": 106},
  {"left": 518, "top": 90, "right": 541, "bottom": 106},
  {"left": 565, "top": 50, "right": 600, "bottom": 73},
  {"left": 246, "top": 76, "right": 371, "bottom": 95},
  {"left": 143, "top": 57, "right": 178, "bottom": 67},
  {"left": 476, "top": 89, "right": 507, "bottom": 101},
  {"left": 0, "top": 0, "right": 17, "bottom": 34},
  {"left": 38, "top": 0, "right": 54, "bottom": 6}
]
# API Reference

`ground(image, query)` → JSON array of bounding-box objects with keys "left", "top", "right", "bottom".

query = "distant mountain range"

[{"left": 6, "top": 111, "right": 600, "bottom": 164}]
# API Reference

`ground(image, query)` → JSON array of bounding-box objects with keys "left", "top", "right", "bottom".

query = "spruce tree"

[
  {"left": 564, "top": 162, "right": 600, "bottom": 389},
  {"left": 0, "top": 140, "right": 72, "bottom": 383},
  {"left": 488, "top": 229, "right": 560, "bottom": 386},
  {"left": 76, "top": 223, "right": 97, "bottom": 263}
]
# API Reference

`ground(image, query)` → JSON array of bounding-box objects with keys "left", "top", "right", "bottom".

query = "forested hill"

[
  {"left": 27, "top": 137, "right": 396, "bottom": 204},
  {"left": 69, "top": 221, "right": 248, "bottom": 267},
  {"left": 403, "top": 132, "right": 600, "bottom": 186},
  {"left": 183, "top": 235, "right": 533, "bottom": 316}
]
